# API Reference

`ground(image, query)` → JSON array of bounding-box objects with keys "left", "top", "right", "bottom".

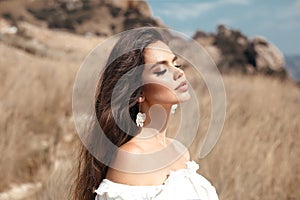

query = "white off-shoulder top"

[{"left": 95, "top": 160, "right": 219, "bottom": 200}]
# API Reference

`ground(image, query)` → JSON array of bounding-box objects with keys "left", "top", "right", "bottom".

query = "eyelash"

[
  {"left": 154, "top": 69, "right": 167, "bottom": 76},
  {"left": 153, "top": 64, "right": 182, "bottom": 76}
]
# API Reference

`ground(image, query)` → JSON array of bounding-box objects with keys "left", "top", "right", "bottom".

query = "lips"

[{"left": 175, "top": 80, "right": 188, "bottom": 91}]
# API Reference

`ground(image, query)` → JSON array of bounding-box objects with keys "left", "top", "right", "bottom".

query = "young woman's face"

[{"left": 142, "top": 40, "right": 191, "bottom": 105}]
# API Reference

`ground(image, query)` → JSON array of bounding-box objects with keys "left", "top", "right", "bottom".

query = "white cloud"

[
  {"left": 251, "top": 0, "right": 300, "bottom": 30},
  {"left": 154, "top": 0, "right": 253, "bottom": 21},
  {"left": 155, "top": 2, "right": 216, "bottom": 21},
  {"left": 220, "top": 0, "right": 252, "bottom": 6},
  {"left": 277, "top": 0, "right": 300, "bottom": 20}
]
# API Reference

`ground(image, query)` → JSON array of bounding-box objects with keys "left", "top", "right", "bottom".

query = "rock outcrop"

[
  {"left": 251, "top": 36, "right": 285, "bottom": 73},
  {"left": 193, "top": 25, "right": 287, "bottom": 78},
  {"left": 0, "top": 0, "right": 163, "bottom": 37}
]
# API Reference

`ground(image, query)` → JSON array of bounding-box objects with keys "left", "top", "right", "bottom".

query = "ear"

[{"left": 138, "top": 96, "right": 145, "bottom": 103}]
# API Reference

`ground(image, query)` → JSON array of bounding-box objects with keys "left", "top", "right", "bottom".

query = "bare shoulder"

[
  {"left": 118, "top": 140, "right": 144, "bottom": 153},
  {"left": 105, "top": 138, "right": 190, "bottom": 185},
  {"left": 105, "top": 141, "right": 148, "bottom": 185},
  {"left": 166, "top": 137, "right": 190, "bottom": 161},
  {"left": 105, "top": 166, "right": 146, "bottom": 185}
]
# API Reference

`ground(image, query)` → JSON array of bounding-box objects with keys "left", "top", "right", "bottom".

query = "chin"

[{"left": 177, "top": 92, "right": 191, "bottom": 103}]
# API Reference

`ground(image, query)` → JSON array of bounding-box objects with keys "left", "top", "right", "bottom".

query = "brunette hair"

[{"left": 72, "top": 28, "right": 165, "bottom": 200}]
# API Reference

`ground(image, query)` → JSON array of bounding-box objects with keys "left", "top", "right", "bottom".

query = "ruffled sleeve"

[
  {"left": 185, "top": 161, "right": 219, "bottom": 200},
  {"left": 161, "top": 160, "right": 219, "bottom": 200},
  {"left": 94, "top": 179, "right": 164, "bottom": 200},
  {"left": 94, "top": 160, "right": 219, "bottom": 200}
]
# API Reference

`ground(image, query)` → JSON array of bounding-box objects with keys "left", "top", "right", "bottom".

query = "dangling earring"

[
  {"left": 171, "top": 104, "right": 178, "bottom": 114},
  {"left": 136, "top": 97, "right": 146, "bottom": 127}
]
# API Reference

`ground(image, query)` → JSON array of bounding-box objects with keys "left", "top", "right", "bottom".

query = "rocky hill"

[
  {"left": 0, "top": 0, "right": 291, "bottom": 81},
  {"left": 193, "top": 25, "right": 286, "bottom": 78},
  {"left": 0, "top": 0, "right": 163, "bottom": 36}
]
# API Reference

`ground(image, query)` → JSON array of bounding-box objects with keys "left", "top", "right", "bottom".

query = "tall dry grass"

[
  {"left": 189, "top": 73, "right": 300, "bottom": 200},
  {"left": 0, "top": 20, "right": 299, "bottom": 200},
  {"left": 0, "top": 21, "right": 103, "bottom": 199},
  {"left": 0, "top": 40, "right": 74, "bottom": 196}
]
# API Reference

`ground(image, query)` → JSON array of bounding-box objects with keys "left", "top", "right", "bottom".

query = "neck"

[{"left": 136, "top": 103, "right": 173, "bottom": 147}]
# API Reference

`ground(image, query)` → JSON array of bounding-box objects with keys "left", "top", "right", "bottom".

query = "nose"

[{"left": 173, "top": 67, "right": 184, "bottom": 80}]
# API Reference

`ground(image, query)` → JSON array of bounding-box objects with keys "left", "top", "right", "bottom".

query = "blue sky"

[{"left": 147, "top": 0, "right": 300, "bottom": 56}]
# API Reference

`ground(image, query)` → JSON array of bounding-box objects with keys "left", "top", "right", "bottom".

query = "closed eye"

[
  {"left": 174, "top": 64, "right": 182, "bottom": 68},
  {"left": 154, "top": 69, "right": 167, "bottom": 76}
]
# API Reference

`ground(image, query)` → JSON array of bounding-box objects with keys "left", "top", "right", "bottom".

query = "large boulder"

[{"left": 251, "top": 36, "right": 285, "bottom": 73}]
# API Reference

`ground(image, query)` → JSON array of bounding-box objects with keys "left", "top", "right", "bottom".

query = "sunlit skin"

[
  {"left": 106, "top": 40, "right": 191, "bottom": 186},
  {"left": 142, "top": 40, "right": 191, "bottom": 105},
  {"left": 135, "top": 40, "right": 191, "bottom": 142}
]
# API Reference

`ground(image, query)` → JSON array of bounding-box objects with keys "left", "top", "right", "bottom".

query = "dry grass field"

[
  {"left": 190, "top": 73, "right": 300, "bottom": 200},
  {"left": 0, "top": 20, "right": 299, "bottom": 200}
]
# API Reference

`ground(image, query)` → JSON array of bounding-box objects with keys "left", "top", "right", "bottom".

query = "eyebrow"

[{"left": 150, "top": 55, "right": 178, "bottom": 70}]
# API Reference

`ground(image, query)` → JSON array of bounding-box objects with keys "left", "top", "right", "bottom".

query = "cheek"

[{"left": 143, "top": 83, "right": 177, "bottom": 104}]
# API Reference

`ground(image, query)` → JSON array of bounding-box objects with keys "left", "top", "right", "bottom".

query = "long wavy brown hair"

[{"left": 72, "top": 28, "right": 165, "bottom": 200}]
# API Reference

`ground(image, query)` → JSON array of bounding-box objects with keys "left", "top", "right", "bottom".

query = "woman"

[{"left": 73, "top": 27, "right": 219, "bottom": 200}]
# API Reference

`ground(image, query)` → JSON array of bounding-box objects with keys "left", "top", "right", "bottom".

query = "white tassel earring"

[
  {"left": 136, "top": 97, "right": 146, "bottom": 127},
  {"left": 171, "top": 104, "right": 178, "bottom": 114}
]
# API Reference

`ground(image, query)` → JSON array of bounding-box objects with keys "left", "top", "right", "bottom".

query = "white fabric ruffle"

[{"left": 95, "top": 160, "right": 219, "bottom": 200}]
